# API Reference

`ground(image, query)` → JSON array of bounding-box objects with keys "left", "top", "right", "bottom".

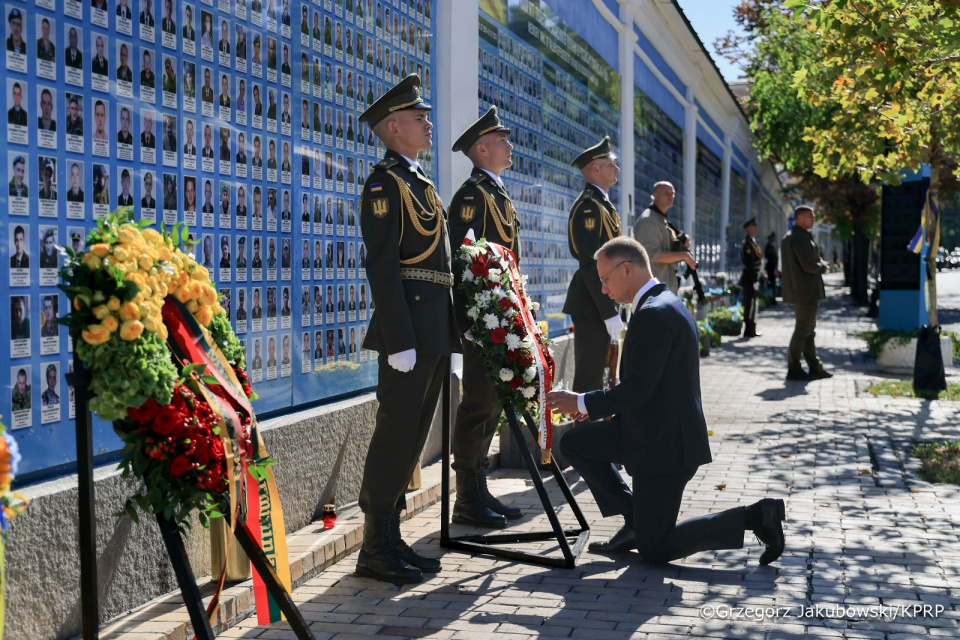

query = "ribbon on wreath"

[
  {"left": 163, "top": 299, "right": 293, "bottom": 625},
  {"left": 488, "top": 244, "right": 556, "bottom": 463}
]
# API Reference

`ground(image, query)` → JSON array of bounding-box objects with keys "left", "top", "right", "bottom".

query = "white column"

[
  {"left": 618, "top": 1, "right": 637, "bottom": 230},
  {"left": 682, "top": 85, "right": 698, "bottom": 240},
  {"left": 719, "top": 132, "right": 732, "bottom": 272},
  {"left": 436, "top": 0, "right": 478, "bottom": 203}
]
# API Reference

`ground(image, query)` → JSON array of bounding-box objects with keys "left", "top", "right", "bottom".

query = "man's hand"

[
  {"left": 603, "top": 315, "right": 623, "bottom": 342},
  {"left": 753, "top": 282, "right": 760, "bottom": 291},
  {"left": 547, "top": 389, "right": 581, "bottom": 416},
  {"left": 387, "top": 348, "right": 417, "bottom": 372}
]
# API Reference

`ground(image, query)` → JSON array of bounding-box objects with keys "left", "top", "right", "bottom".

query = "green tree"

[
  {"left": 788, "top": 0, "right": 960, "bottom": 325},
  {"left": 715, "top": 1, "right": 879, "bottom": 303}
]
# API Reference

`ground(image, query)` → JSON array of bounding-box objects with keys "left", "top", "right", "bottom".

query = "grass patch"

[
  {"left": 865, "top": 379, "right": 960, "bottom": 401},
  {"left": 912, "top": 440, "right": 960, "bottom": 484}
]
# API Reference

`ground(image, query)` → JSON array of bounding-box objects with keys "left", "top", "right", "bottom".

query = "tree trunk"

[
  {"left": 850, "top": 220, "right": 869, "bottom": 305},
  {"left": 843, "top": 239, "right": 853, "bottom": 287},
  {"left": 927, "top": 163, "right": 939, "bottom": 327}
]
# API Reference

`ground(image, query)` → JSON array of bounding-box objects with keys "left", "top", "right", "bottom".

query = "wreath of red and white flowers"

[{"left": 456, "top": 237, "right": 556, "bottom": 460}]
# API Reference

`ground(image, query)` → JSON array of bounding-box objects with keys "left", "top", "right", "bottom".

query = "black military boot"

[
  {"left": 356, "top": 515, "right": 423, "bottom": 584},
  {"left": 476, "top": 470, "right": 522, "bottom": 520},
  {"left": 453, "top": 472, "right": 507, "bottom": 528},
  {"left": 388, "top": 509, "right": 441, "bottom": 573}
]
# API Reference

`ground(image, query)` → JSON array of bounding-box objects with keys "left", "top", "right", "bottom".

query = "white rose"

[
  {"left": 520, "top": 335, "right": 535, "bottom": 350},
  {"left": 505, "top": 333, "right": 521, "bottom": 350},
  {"left": 466, "top": 307, "right": 480, "bottom": 320},
  {"left": 521, "top": 386, "right": 537, "bottom": 399},
  {"left": 492, "top": 287, "right": 506, "bottom": 299},
  {"left": 530, "top": 301, "right": 541, "bottom": 311},
  {"left": 483, "top": 314, "right": 500, "bottom": 330},
  {"left": 487, "top": 268, "right": 502, "bottom": 281},
  {"left": 499, "top": 368, "right": 514, "bottom": 382},
  {"left": 524, "top": 366, "right": 537, "bottom": 382},
  {"left": 508, "top": 292, "right": 520, "bottom": 305}
]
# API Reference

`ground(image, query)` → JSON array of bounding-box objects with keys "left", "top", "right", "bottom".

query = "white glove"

[
  {"left": 387, "top": 348, "right": 417, "bottom": 372},
  {"left": 753, "top": 282, "right": 760, "bottom": 291},
  {"left": 603, "top": 315, "right": 623, "bottom": 342}
]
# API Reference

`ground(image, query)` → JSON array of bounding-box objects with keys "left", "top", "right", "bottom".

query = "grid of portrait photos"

[
  {"left": 477, "top": 8, "right": 620, "bottom": 335},
  {"left": 1, "top": 0, "right": 436, "bottom": 475}
]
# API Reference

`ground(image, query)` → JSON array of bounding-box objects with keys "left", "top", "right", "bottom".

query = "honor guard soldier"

[
  {"left": 356, "top": 74, "right": 460, "bottom": 585},
  {"left": 448, "top": 106, "right": 522, "bottom": 529},
  {"left": 739, "top": 217, "right": 763, "bottom": 338},
  {"left": 563, "top": 136, "right": 623, "bottom": 392}
]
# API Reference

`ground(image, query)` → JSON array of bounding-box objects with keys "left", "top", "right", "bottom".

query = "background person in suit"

[
  {"left": 547, "top": 237, "right": 786, "bottom": 566},
  {"left": 447, "top": 107, "right": 523, "bottom": 529},
  {"left": 739, "top": 217, "right": 763, "bottom": 338},
  {"left": 764, "top": 232, "right": 779, "bottom": 303},
  {"left": 563, "top": 136, "right": 623, "bottom": 393},
  {"left": 355, "top": 74, "right": 459, "bottom": 585},
  {"left": 781, "top": 206, "right": 830, "bottom": 381}
]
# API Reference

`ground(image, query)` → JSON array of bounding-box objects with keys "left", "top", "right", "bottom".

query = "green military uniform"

[
  {"left": 739, "top": 218, "right": 763, "bottom": 338},
  {"left": 780, "top": 221, "right": 827, "bottom": 377},
  {"left": 447, "top": 107, "right": 522, "bottom": 527},
  {"left": 563, "top": 137, "right": 622, "bottom": 392},
  {"left": 356, "top": 74, "right": 459, "bottom": 584}
]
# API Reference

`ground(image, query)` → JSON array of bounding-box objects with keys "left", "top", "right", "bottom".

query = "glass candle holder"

[{"left": 321, "top": 503, "right": 337, "bottom": 529}]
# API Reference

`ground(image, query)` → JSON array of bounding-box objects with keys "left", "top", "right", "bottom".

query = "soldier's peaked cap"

[
  {"left": 452, "top": 106, "right": 511, "bottom": 153},
  {"left": 571, "top": 136, "right": 615, "bottom": 169},
  {"left": 743, "top": 217, "right": 758, "bottom": 229},
  {"left": 358, "top": 74, "right": 431, "bottom": 128}
]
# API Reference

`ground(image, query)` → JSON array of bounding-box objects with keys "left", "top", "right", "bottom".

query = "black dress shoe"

[
  {"left": 785, "top": 368, "right": 812, "bottom": 381},
  {"left": 809, "top": 368, "right": 833, "bottom": 379},
  {"left": 588, "top": 525, "right": 635, "bottom": 554},
  {"left": 754, "top": 498, "right": 785, "bottom": 565}
]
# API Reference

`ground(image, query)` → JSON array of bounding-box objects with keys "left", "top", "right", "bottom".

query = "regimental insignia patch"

[
  {"left": 460, "top": 205, "right": 476, "bottom": 222},
  {"left": 371, "top": 198, "right": 389, "bottom": 218},
  {"left": 584, "top": 217, "right": 596, "bottom": 231}
]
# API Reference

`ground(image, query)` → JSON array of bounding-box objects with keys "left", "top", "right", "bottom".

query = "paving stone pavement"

[{"left": 104, "top": 275, "right": 960, "bottom": 639}]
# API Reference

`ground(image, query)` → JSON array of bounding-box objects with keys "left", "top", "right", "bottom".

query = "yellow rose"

[
  {"left": 142, "top": 314, "right": 162, "bottom": 333},
  {"left": 157, "top": 324, "right": 169, "bottom": 340},
  {"left": 93, "top": 305, "right": 112, "bottom": 320},
  {"left": 192, "top": 265, "right": 210, "bottom": 282},
  {"left": 81, "top": 324, "right": 111, "bottom": 345},
  {"left": 113, "top": 247, "right": 129, "bottom": 262},
  {"left": 141, "top": 229, "right": 162, "bottom": 244},
  {"left": 107, "top": 297, "right": 121, "bottom": 311},
  {"left": 194, "top": 307, "right": 213, "bottom": 326},
  {"left": 185, "top": 300, "right": 199, "bottom": 314},
  {"left": 102, "top": 316, "right": 119, "bottom": 333},
  {"left": 82, "top": 253, "right": 102, "bottom": 270},
  {"left": 117, "top": 225, "right": 140, "bottom": 245},
  {"left": 138, "top": 256, "right": 154, "bottom": 271},
  {"left": 89, "top": 243, "right": 111, "bottom": 258},
  {"left": 200, "top": 286, "right": 218, "bottom": 307},
  {"left": 119, "top": 302, "right": 141, "bottom": 321},
  {"left": 188, "top": 281, "right": 203, "bottom": 300},
  {"left": 157, "top": 246, "right": 172, "bottom": 262},
  {"left": 119, "top": 320, "right": 144, "bottom": 341},
  {"left": 174, "top": 286, "right": 191, "bottom": 304}
]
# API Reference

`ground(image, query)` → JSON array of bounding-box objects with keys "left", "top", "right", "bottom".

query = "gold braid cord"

[
  {"left": 596, "top": 200, "right": 621, "bottom": 240},
  {"left": 386, "top": 169, "right": 446, "bottom": 265},
  {"left": 479, "top": 186, "right": 516, "bottom": 246}
]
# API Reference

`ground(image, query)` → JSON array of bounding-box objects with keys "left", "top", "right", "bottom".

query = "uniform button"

[{"left": 414, "top": 295, "right": 420, "bottom": 301}]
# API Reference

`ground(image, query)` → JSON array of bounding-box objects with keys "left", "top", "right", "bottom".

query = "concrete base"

[{"left": 877, "top": 336, "right": 954, "bottom": 374}]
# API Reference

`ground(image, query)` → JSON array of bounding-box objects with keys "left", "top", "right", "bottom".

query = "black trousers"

[
  {"left": 452, "top": 340, "right": 500, "bottom": 474},
  {"left": 358, "top": 352, "right": 448, "bottom": 518},
  {"left": 571, "top": 311, "right": 608, "bottom": 393},
  {"left": 560, "top": 419, "right": 746, "bottom": 563},
  {"left": 742, "top": 284, "right": 758, "bottom": 336}
]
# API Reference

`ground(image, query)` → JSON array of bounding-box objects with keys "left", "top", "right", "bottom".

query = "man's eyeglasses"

[{"left": 599, "top": 260, "right": 632, "bottom": 286}]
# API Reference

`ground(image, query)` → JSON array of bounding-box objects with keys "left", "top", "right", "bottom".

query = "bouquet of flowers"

[
  {"left": 1, "top": 421, "right": 27, "bottom": 638},
  {"left": 456, "top": 237, "right": 556, "bottom": 460},
  {"left": 58, "top": 209, "right": 259, "bottom": 530}
]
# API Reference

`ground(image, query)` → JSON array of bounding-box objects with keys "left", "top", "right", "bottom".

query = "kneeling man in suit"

[{"left": 547, "top": 237, "right": 786, "bottom": 565}]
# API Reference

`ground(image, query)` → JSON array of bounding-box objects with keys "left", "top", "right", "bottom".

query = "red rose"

[
  {"left": 209, "top": 436, "right": 225, "bottom": 463},
  {"left": 498, "top": 298, "right": 514, "bottom": 312},
  {"left": 470, "top": 262, "right": 489, "bottom": 278},
  {"left": 128, "top": 398, "right": 161, "bottom": 423},
  {"left": 153, "top": 408, "right": 182, "bottom": 436},
  {"left": 519, "top": 350, "right": 534, "bottom": 366},
  {"left": 490, "top": 328, "right": 508, "bottom": 344},
  {"left": 505, "top": 349, "right": 518, "bottom": 363},
  {"left": 488, "top": 280, "right": 500, "bottom": 289},
  {"left": 169, "top": 455, "right": 192, "bottom": 477},
  {"left": 509, "top": 376, "right": 524, "bottom": 389}
]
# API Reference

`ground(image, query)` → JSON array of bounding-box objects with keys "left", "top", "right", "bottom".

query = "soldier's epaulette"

[
  {"left": 374, "top": 156, "right": 400, "bottom": 171},
  {"left": 465, "top": 173, "right": 484, "bottom": 186}
]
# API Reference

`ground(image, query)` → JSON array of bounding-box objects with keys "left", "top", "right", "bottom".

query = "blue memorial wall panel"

[
  {"left": 694, "top": 139, "right": 722, "bottom": 274},
  {"left": 632, "top": 87, "right": 684, "bottom": 229},
  {"left": 478, "top": 0, "right": 619, "bottom": 337},
  {"left": 2, "top": 0, "right": 437, "bottom": 478}
]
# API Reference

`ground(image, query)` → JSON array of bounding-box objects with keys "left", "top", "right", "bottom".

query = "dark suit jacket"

[
  {"left": 780, "top": 226, "right": 826, "bottom": 303},
  {"left": 360, "top": 149, "right": 459, "bottom": 357},
  {"left": 739, "top": 236, "right": 763, "bottom": 287},
  {"left": 563, "top": 183, "right": 621, "bottom": 320},
  {"left": 583, "top": 284, "right": 712, "bottom": 477}
]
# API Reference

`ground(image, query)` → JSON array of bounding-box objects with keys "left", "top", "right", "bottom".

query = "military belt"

[{"left": 399, "top": 268, "right": 454, "bottom": 288}]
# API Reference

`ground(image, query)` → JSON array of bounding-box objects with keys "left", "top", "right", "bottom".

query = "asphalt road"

[{"left": 936, "top": 268, "right": 960, "bottom": 335}]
